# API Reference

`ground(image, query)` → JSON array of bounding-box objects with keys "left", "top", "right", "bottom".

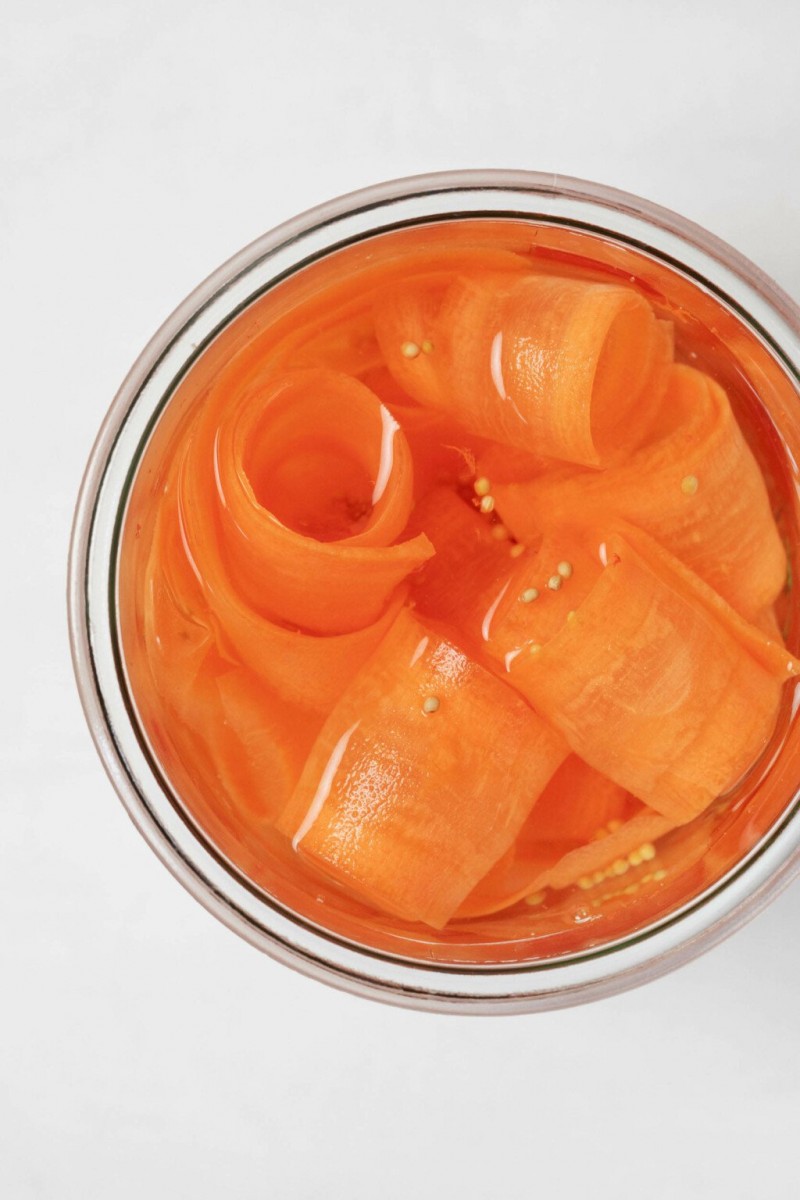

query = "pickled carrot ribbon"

[
  {"left": 494, "top": 365, "right": 787, "bottom": 620},
  {"left": 458, "top": 758, "right": 674, "bottom": 917},
  {"left": 494, "top": 527, "right": 799, "bottom": 824},
  {"left": 140, "top": 493, "right": 313, "bottom": 827},
  {"left": 376, "top": 272, "right": 673, "bottom": 467},
  {"left": 406, "top": 487, "right": 513, "bottom": 625},
  {"left": 176, "top": 444, "right": 410, "bottom": 714},
  {"left": 186, "top": 366, "right": 433, "bottom": 635},
  {"left": 278, "top": 610, "right": 568, "bottom": 928}
]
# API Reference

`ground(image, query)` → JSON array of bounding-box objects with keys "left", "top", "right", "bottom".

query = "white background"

[{"left": 4, "top": 2, "right": 800, "bottom": 1197}]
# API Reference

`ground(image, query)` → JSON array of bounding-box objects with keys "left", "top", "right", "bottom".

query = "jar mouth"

[{"left": 68, "top": 169, "right": 800, "bottom": 1013}]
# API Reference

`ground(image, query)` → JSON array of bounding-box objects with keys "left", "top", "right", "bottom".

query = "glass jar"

[{"left": 68, "top": 170, "right": 800, "bottom": 1013}]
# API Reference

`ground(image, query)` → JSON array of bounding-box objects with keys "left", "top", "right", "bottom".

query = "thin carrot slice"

[
  {"left": 278, "top": 610, "right": 567, "bottom": 928},
  {"left": 207, "top": 667, "right": 315, "bottom": 825},
  {"left": 524, "top": 756, "right": 636, "bottom": 844},
  {"left": 216, "top": 590, "right": 408, "bottom": 717},
  {"left": 370, "top": 252, "right": 532, "bottom": 407},
  {"left": 373, "top": 276, "right": 450, "bottom": 410},
  {"left": 457, "top": 757, "right": 637, "bottom": 917},
  {"left": 141, "top": 490, "right": 217, "bottom": 694},
  {"left": 173, "top": 451, "right": 410, "bottom": 714},
  {"left": 376, "top": 271, "right": 673, "bottom": 467},
  {"left": 140, "top": 505, "right": 311, "bottom": 832},
  {"left": 458, "top": 760, "right": 675, "bottom": 917},
  {"left": 407, "top": 487, "right": 514, "bottom": 624},
  {"left": 494, "top": 365, "right": 787, "bottom": 619},
  {"left": 277, "top": 307, "right": 383, "bottom": 377},
  {"left": 460, "top": 806, "right": 673, "bottom": 918},
  {"left": 152, "top": 660, "right": 312, "bottom": 844},
  {"left": 216, "top": 241, "right": 531, "bottom": 393},
  {"left": 497, "top": 527, "right": 799, "bottom": 824},
  {"left": 538, "top": 808, "right": 674, "bottom": 892},
  {"left": 185, "top": 368, "right": 433, "bottom": 635}
]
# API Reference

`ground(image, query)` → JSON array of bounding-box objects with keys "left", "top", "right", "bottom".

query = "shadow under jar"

[{"left": 70, "top": 172, "right": 800, "bottom": 1013}]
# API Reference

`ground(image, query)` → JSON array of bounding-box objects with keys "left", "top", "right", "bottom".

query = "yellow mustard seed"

[
  {"left": 520, "top": 587, "right": 539, "bottom": 604},
  {"left": 557, "top": 560, "right": 573, "bottom": 579},
  {"left": 474, "top": 476, "right": 492, "bottom": 497}
]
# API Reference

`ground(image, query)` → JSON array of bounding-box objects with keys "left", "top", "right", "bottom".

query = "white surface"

[{"left": 3, "top": 2, "right": 800, "bottom": 1196}]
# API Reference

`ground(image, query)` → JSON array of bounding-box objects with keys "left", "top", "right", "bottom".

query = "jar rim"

[{"left": 68, "top": 169, "right": 800, "bottom": 1013}]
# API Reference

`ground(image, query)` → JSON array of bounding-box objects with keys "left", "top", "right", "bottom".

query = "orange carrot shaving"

[
  {"left": 496, "top": 527, "right": 798, "bottom": 823},
  {"left": 407, "top": 487, "right": 513, "bottom": 625},
  {"left": 187, "top": 368, "right": 433, "bottom": 634},
  {"left": 376, "top": 272, "right": 673, "bottom": 467},
  {"left": 494, "top": 365, "right": 787, "bottom": 619},
  {"left": 278, "top": 610, "right": 567, "bottom": 927},
  {"left": 458, "top": 758, "right": 674, "bottom": 917}
]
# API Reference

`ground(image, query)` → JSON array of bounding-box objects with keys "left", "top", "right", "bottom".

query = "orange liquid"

[{"left": 119, "top": 220, "right": 800, "bottom": 965}]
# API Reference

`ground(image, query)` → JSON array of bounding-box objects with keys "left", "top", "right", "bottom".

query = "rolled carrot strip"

[
  {"left": 537, "top": 809, "right": 674, "bottom": 892},
  {"left": 523, "top": 756, "right": 636, "bottom": 844},
  {"left": 207, "top": 667, "right": 315, "bottom": 825},
  {"left": 496, "top": 527, "right": 799, "bottom": 824},
  {"left": 376, "top": 271, "right": 673, "bottom": 467},
  {"left": 187, "top": 367, "right": 433, "bottom": 635},
  {"left": 372, "top": 276, "right": 450, "bottom": 411},
  {"left": 458, "top": 758, "right": 675, "bottom": 918},
  {"left": 141, "top": 490, "right": 217, "bottom": 694},
  {"left": 140, "top": 494, "right": 312, "bottom": 828},
  {"left": 278, "top": 610, "right": 568, "bottom": 928},
  {"left": 494, "top": 365, "right": 787, "bottom": 619},
  {"left": 457, "top": 758, "right": 635, "bottom": 917},
  {"left": 369, "top": 251, "right": 531, "bottom": 408},
  {"left": 175, "top": 446, "right": 410, "bottom": 714}
]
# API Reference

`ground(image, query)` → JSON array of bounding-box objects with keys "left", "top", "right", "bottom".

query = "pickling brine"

[{"left": 119, "top": 219, "right": 800, "bottom": 964}]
